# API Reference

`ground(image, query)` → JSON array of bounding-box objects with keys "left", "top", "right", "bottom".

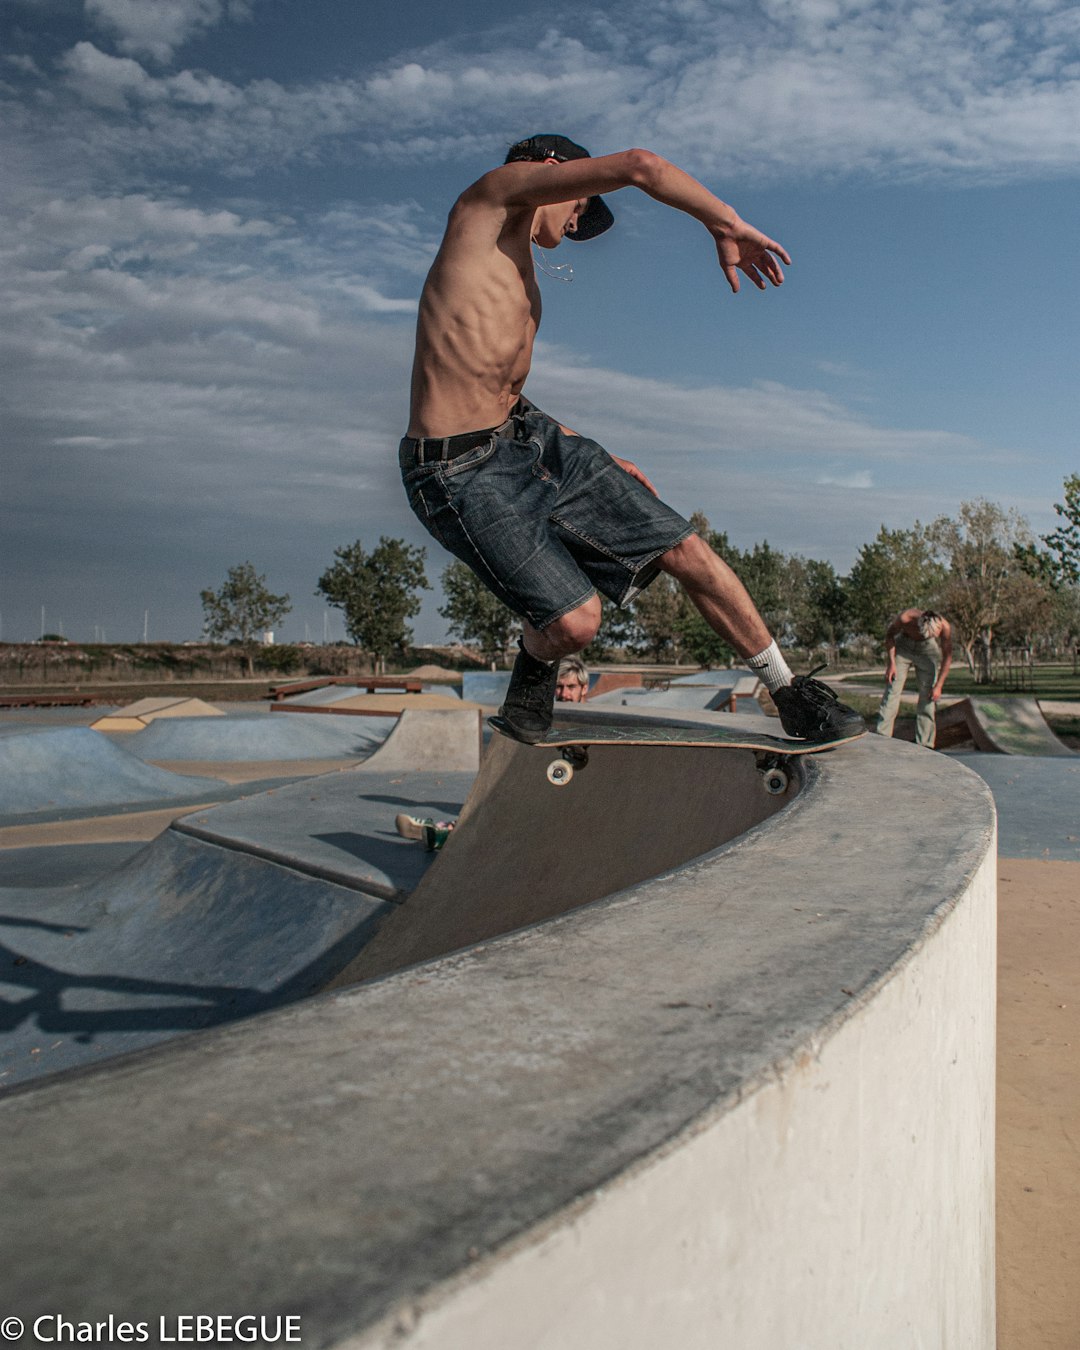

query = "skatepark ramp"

[
  {"left": 332, "top": 709, "right": 797, "bottom": 986},
  {"left": 0, "top": 727, "right": 223, "bottom": 817},
  {"left": 1, "top": 707, "right": 783, "bottom": 1087},
  {"left": 940, "top": 696, "right": 1076, "bottom": 756},
  {"left": 0, "top": 709, "right": 483, "bottom": 1088},
  {"left": 885, "top": 692, "right": 1075, "bottom": 756},
  {"left": 0, "top": 713, "right": 997, "bottom": 1347},
  {"left": 122, "top": 709, "right": 392, "bottom": 761}
]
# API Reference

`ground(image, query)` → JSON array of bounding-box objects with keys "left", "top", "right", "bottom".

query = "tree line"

[{"left": 201, "top": 475, "right": 1080, "bottom": 682}]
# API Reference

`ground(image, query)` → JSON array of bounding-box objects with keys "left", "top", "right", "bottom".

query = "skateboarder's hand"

[
  {"left": 713, "top": 216, "right": 789, "bottom": 294},
  {"left": 610, "top": 454, "right": 658, "bottom": 496}
]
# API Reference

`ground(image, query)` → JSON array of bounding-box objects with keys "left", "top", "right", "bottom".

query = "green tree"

[
  {"left": 680, "top": 515, "right": 797, "bottom": 664},
  {"left": 787, "top": 557, "right": 850, "bottom": 657},
  {"left": 629, "top": 572, "right": 686, "bottom": 662},
  {"left": 928, "top": 499, "right": 1038, "bottom": 682},
  {"left": 1017, "top": 473, "right": 1080, "bottom": 589},
  {"left": 583, "top": 599, "right": 641, "bottom": 663},
  {"left": 738, "top": 541, "right": 790, "bottom": 635},
  {"left": 200, "top": 562, "right": 291, "bottom": 675},
  {"left": 438, "top": 561, "right": 519, "bottom": 667},
  {"left": 844, "top": 524, "right": 945, "bottom": 638},
  {"left": 1043, "top": 472, "right": 1080, "bottom": 585},
  {"left": 993, "top": 572, "right": 1057, "bottom": 650},
  {"left": 317, "top": 537, "right": 429, "bottom": 673},
  {"left": 634, "top": 512, "right": 793, "bottom": 668},
  {"left": 1047, "top": 584, "right": 1080, "bottom": 656},
  {"left": 696, "top": 514, "right": 793, "bottom": 635}
]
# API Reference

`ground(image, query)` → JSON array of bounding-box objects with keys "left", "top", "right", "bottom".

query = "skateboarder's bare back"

[{"left": 400, "top": 134, "right": 864, "bottom": 745}]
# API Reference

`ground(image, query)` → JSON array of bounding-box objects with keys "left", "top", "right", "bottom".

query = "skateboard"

[{"left": 489, "top": 716, "right": 866, "bottom": 792}]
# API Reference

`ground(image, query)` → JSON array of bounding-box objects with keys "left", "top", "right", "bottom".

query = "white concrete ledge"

[{"left": 0, "top": 732, "right": 996, "bottom": 1349}]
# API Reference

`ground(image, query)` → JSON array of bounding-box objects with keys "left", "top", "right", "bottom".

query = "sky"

[{"left": 2, "top": 0, "right": 1078, "bottom": 646}]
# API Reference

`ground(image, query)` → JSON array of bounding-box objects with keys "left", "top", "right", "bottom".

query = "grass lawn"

[
  {"left": 836, "top": 662, "right": 1080, "bottom": 703},
  {"left": 931, "top": 663, "right": 1080, "bottom": 703}
]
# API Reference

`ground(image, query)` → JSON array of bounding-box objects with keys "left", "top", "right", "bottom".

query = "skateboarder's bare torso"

[{"left": 407, "top": 185, "right": 576, "bottom": 438}]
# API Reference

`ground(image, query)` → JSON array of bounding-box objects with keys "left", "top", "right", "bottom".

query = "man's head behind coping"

[
  {"left": 504, "top": 135, "right": 615, "bottom": 242},
  {"left": 556, "top": 655, "right": 590, "bottom": 703},
  {"left": 917, "top": 611, "right": 945, "bottom": 639}
]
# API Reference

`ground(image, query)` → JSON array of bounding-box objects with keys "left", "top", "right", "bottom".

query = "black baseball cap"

[{"left": 504, "top": 134, "right": 614, "bottom": 241}]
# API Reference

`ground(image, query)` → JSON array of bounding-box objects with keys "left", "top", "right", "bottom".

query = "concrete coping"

[{"left": 0, "top": 724, "right": 997, "bottom": 1347}]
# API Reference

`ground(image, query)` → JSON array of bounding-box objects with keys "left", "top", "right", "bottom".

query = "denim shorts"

[{"left": 399, "top": 400, "right": 694, "bottom": 630}]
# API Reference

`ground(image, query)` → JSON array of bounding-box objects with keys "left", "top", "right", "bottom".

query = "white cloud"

[
  {"left": 59, "top": 41, "right": 244, "bottom": 109},
  {"left": 85, "top": 0, "right": 250, "bottom": 65},
  {"left": 34, "top": 192, "right": 277, "bottom": 242},
  {"left": 33, "top": 1, "right": 1079, "bottom": 184},
  {"left": 817, "top": 470, "right": 874, "bottom": 489},
  {"left": 4, "top": 53, "right": 43, "bottom": 75},
  {"left": 58, "top": 41, "right": 161, "bottom": 109},
  {"left": 526, "top": 350, "right": 985, "bottom": 466}
]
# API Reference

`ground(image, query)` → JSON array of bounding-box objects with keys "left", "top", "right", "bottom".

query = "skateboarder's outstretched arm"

[{"left": 471, "top": 149, "right": 790, "bottom": 294}]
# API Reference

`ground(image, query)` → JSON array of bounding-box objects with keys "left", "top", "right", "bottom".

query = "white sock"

[{"left": 747, "top": 640, "right": 793, "bottom": 693}]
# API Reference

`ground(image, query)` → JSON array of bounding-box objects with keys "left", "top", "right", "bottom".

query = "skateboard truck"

[
  {"left": 546, "top": 744, "right": 589, "bottom": 786},
  {"left": 754, "top": 752, "right": 791, "bottom": 795}
]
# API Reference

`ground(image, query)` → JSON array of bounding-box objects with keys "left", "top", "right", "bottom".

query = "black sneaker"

[
  {"left": 494, "top": 640, "right": 560, "bottom": 744},
  {"left": 771, "top": 665, "right": 865, "bottom": 742}
]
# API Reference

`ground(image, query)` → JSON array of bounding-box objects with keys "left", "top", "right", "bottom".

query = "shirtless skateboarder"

[{"left": 400, "top": 133, "right": 864, "bottom": 744}]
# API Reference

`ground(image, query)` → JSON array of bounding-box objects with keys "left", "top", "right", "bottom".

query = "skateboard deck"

[{"left": 489, "top": 716, "right": 866, "bottom": 789}]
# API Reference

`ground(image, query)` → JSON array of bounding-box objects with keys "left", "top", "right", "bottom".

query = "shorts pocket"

[
  {"left": 403, "top": 473, "right": 448, "bottom": 541},
  {"left": 442, "top": 435, "right": 498, "bottom": 476}
]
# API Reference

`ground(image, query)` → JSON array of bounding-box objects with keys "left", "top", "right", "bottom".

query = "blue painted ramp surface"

[
  {"left": 0, "top": 728, "right": 223, "bottom": 817},
  {"left": 951, "top": 753, "right": 1080, "bottom": 860},
  {"left": 0, "top": 763, "right": 475, "bottom": 1090},
  {"left": 668, "top": 667, "right": 756, "bottom": 685},
  {"left": 176, "top": 766, "right": 476, "bottom": 901},
  {"left": 462, "top": 671, "right": 512, "bottom": 705},
  {"left": 276, "top": 684, "right": 368, "bottom": 705},
  {"left": 628, "top": 687, "right": 735, "bottom": 711},
  {"left": 586, "top": 685, "right": 767, "bottom": 714},
  {"left": 587, "top": 686, "right": 652, "bottom": 707},
  {"left": 125, "top": 712, "right": 391, "bottom": 761},
  {"left": 0, "top": 831, "right": 391, "bottom": 1089}
]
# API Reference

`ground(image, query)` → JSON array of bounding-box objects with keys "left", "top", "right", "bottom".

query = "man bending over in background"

[{"left": 874, "top": 609, "right": 953, "bottom": 748}]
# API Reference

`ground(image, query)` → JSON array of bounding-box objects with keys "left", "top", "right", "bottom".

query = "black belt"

[
  {"left": 406, "top": 426, "right": 498, "bottom": 465},
  {"left": 405, "top": 404, "right": 523, "bottom": 464}
]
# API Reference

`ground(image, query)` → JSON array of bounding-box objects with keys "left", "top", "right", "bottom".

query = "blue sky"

[{"left": 2, "top": 0, "right": 1078, "bottom": 645}]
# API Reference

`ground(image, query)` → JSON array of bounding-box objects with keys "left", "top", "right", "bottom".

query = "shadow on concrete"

[{"left": 0, "top": 925, "right": 261, "bottom": 1041}]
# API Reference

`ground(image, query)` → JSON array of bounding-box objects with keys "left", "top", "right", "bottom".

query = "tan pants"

[{"left": 874, "top": 634, "right": 942, "bottom": 747}]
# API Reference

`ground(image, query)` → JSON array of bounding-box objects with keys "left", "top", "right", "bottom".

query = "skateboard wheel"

[
  {"left": 762, "top": 766, "right": 790, "bottom": 795},
  {"left": 546, "top": 757, "right": 575, "bottom": 786}
]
